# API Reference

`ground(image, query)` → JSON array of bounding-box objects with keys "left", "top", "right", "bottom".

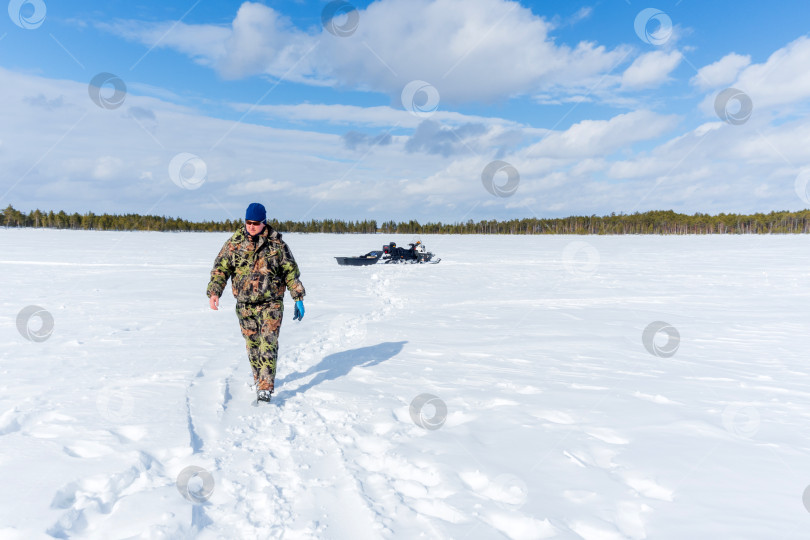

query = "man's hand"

[
  {"left": 293, "top": 300, "right": 305, "bottom": 321},
  {"left": 209, "top": 295, "right": 220, "bottom": 310}
]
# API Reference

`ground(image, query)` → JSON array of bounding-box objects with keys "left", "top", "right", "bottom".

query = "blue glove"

[{"left": 293, "top": 300, "right": 305, "bottom": 321}]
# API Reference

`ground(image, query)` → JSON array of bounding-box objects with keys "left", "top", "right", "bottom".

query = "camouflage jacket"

[{"left": 206, "top": 225, "right": 305, "bottom": 304}]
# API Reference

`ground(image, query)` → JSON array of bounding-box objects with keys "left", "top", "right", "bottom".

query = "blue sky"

[{"left": 2, "top": 0, "right": 810, "bottom": 223}]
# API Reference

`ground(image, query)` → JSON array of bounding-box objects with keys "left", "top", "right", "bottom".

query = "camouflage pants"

[{"left": 236, "top": 302, "right": 283, "bottom": 392}]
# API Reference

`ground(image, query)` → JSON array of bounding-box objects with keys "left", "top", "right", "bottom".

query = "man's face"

[{"left": 245, "top": 220, "right": 265, "bottom": 236}]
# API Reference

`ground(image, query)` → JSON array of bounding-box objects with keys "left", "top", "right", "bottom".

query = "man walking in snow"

[{"left": 207, "top": 202, "right": 306, "bottom": 403}]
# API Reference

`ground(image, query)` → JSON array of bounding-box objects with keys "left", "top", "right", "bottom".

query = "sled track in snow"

[
  {"left": 193, "top": 361, "right": 384, "bottom": 537},
  {"left": 184, "top": 269, "right": 410, "bottom": 537}
]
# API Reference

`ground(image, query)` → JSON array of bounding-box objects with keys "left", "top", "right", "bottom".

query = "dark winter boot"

[{"left": 256, "top": 378, "right": 274, "bottom": 403}]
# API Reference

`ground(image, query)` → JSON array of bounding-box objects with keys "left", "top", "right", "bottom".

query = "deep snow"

[{"left": 1, "top": 229, "right": 809, "bottom": 539}]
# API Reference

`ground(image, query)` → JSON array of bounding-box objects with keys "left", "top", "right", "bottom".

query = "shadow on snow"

[{"left": 275, "top": 341, "right": 407, "bottom": 401}]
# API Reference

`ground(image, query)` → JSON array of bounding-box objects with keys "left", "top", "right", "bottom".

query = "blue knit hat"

[{"left": 245, "top": 202, "right": 266, "bottom": 222}]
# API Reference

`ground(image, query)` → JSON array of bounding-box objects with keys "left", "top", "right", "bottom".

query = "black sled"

[
  {"left": 335, "top": 242, "right": 439, "bottom": 266},
  {"left": 334, "top": 250, "right": 384, "bottom": 266}
]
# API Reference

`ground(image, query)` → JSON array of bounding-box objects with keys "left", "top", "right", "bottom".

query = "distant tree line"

[
  {"left": 379, "top": 210, "right": 810, "bottom": 234},
  {"left": 3, "top": 205, "right": 810, "bottom": 234},
  {"left": 0, "top": 205, "right": 378, "bottom": 233}
]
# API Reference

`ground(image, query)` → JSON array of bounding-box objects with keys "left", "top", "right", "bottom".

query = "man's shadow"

[{"left": 274, "top": 341, "right": 407, "bottom": 402}]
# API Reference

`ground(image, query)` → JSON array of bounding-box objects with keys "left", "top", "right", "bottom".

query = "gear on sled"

[{"left": 335, "top": 240, "right": 440, "bottom": 266}]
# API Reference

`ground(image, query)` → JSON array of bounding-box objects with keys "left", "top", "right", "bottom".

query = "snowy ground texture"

[{"left": 2, "top": 229, "right": 810, "bottom": 539}]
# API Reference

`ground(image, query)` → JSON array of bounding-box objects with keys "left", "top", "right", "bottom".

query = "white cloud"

[
  {"left": 92, "top": 156, "right": 124, "bottom": 180},
  {"left": 568, "top": 7, "right": 593, "bottom": 25},
  {"left": 100, "top": 0, "right": 630, "bottom": 103},
  {"left": 691, "top": 53, "right": 751, "bottom": 91},
  {"left": 733, "top": 36, "right": 810, "bottom": 110},
  {"left": 217, "top": 2, "right": 316, "bottom": 80},
  {"left": 96, "top": 19, "right": 229, "bottom": 68},
  {"left": 407, "top": 96, "right": 810, "bottom": 216},
  {"left": 533, "top": 94, "right": 595, "bottom": 105},
  {"left": 521, "top": 110, "right": 680, "bottom": 159},
  {"left": 228, "top": 178, "right": 295, "bottom": 194},
  {"left": 237, "top": 102, "right": 528, "bottom": 130},
  {"left": 401, "top": 159, "right": 476, "bottom": 196},
  {"left": 696, "top": 36, "right": 810, "bottom": 120},
  {"left": 607, "top": 157, "right": 665, "bottom": 180},
  {"left": 621, "top": 50, "right": 683, "bottom": 89},
  {"left": 394, "top": 110, "right": 682, "bottom": 212}
]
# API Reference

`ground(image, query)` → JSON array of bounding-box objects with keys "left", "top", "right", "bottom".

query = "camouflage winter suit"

[{"left": 206, "top": 224, "right": 305, "bottom": 393}]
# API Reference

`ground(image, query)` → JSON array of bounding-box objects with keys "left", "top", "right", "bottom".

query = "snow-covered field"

[{"left": 2, "top": 229, "right": 809, "bottom": 539}]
